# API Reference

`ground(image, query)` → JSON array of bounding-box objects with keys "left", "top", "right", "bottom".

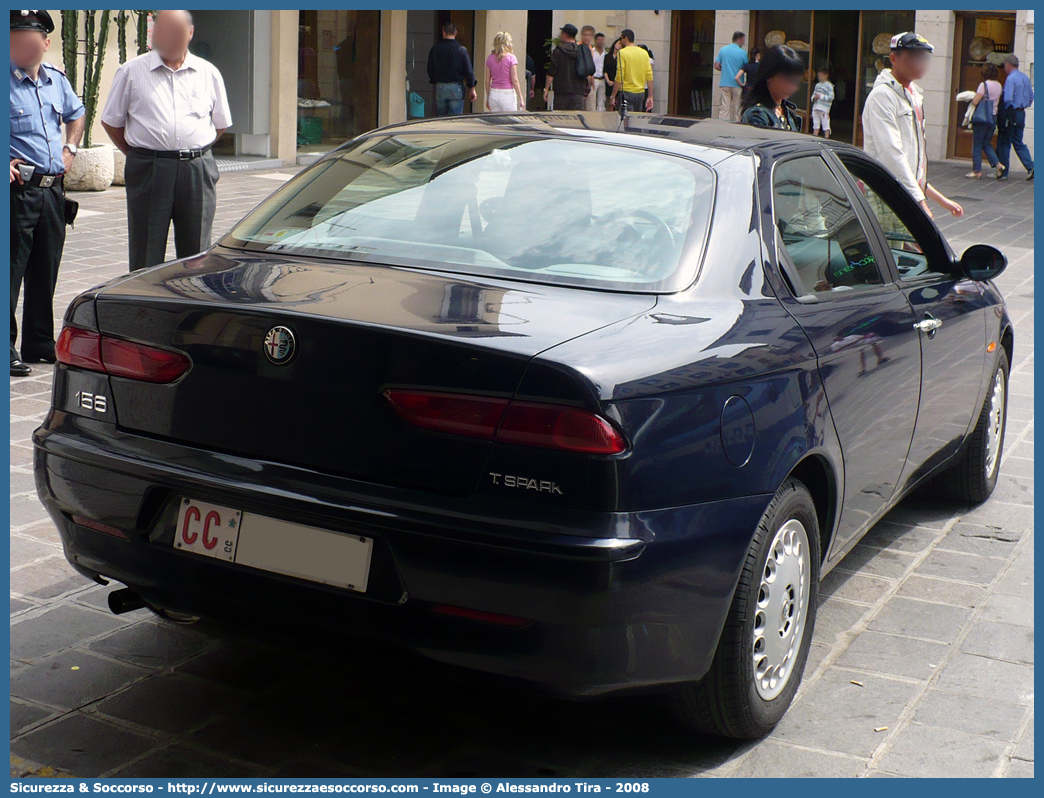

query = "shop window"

[{"left": 297, "top": 10, "right": 381, "bottom": 153}]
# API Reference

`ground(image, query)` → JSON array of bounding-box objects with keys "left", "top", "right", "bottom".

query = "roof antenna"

[{"left": 616, "top": 95, "right": 628, "bottom": 132}]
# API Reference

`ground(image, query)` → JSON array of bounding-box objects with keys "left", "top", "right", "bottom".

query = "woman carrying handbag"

[{"left": 966, "top": 63, "right": 1004, "bottom": 179}]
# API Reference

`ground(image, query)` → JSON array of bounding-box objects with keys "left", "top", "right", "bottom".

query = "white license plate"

[{"left": 174, "top": 499, "right": 373, "bottom": 593}]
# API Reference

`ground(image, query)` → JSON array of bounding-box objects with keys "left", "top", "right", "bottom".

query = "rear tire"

[
  {"left": 935, "top": 349, "right": 1009, "bottom": 504},
  {"left": 670, "top": 478, "right": 821, "bottom": 738}
]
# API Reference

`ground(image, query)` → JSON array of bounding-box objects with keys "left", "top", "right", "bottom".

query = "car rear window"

[{"left": 223, "top": 133, "right": 715, "bottom": 292}]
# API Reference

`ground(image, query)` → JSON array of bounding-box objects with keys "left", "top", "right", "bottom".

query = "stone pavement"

[{"left": 10, "top": 160, "right": 1034, "bottom": 778}]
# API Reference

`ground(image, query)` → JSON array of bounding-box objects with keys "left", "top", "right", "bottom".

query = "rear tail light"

[
  {"left": 57, "top": 327, "right": 191, "bottom": 384},
  {"left": 382, "top": 390, "right": 508, "bottom": 439},
  {"left": 383, "top": 388, "right": 627, "bottom": 455},
  {"left": 100, "top": 337, "right": 191, "bottom": 383},
  {"left": 498, "top": 402, "right": 626, "bottom": 455},
  {"left": 55, "top": 326, "right": 104, "bottom": 371}
]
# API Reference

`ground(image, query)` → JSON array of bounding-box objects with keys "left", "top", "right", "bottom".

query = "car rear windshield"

[{"left": 223, "top": 133, "right": 715, "bottom": 292}]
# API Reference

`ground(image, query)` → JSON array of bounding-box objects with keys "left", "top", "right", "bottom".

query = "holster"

[{"left": 63, "top": 196, "right": 79, "bottom": 228}]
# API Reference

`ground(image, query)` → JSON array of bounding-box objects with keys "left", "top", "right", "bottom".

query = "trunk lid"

[{"left": 94, "top": 248, "right": 654, "bottom": 495}]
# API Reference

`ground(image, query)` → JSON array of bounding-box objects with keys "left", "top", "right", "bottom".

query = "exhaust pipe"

[{"left": 107, "top": 587, "right": 146, "bottom": 615}]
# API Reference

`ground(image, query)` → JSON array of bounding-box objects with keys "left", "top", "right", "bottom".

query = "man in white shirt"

[
  {"left": 100, "top": 9, "right": 232, "bottom": 271},
  {"left": 586, "top": 32, "right": 607, "bottom": 112}
]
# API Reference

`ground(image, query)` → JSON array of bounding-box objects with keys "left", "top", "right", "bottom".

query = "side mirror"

[{"left": 957, "top": 244, "right": 1007, "bottom": 282}]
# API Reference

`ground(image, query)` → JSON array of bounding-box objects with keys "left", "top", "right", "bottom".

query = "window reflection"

[
  {"left": 227, "top": 135, "right": 714, "bottom": 293},
  {"left": 774, "top": 157, "right": 883, "bottom": 294}
]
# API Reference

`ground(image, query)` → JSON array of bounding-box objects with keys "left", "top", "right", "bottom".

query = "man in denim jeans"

[
  {"left": 996, "top": 54, "right": 1034, "bottom": 181},
  {"left": 427, "top": 21, "right": 476, "bottom": 115}
]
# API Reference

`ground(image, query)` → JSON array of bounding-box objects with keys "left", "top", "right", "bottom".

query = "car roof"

[{"left": 373, "top": 111, "right": 847, "bottom": 164}]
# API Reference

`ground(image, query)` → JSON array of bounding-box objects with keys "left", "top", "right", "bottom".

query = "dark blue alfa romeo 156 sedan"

[{"left": 34, "top": 113, "right": 1012, "bottom": 738}]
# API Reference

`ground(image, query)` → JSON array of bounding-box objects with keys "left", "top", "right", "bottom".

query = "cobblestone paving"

[{"left": 9, "top": 160, "right": 1034, "bottom": 778}]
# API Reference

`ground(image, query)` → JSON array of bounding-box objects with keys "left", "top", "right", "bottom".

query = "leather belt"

[
  {"left": 129, "top": 145, "right": 211, "bottom": 160},
  {"left": 26, "top": 172, "right": 63, "bottom": 188}
]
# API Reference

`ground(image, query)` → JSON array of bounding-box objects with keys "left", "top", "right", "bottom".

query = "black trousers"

[
  {"left": 125, "top": 150, "right": 219, "bottom": 271},
  {"left": 11, "top": 182, "right": 66, "bottom": 361}
]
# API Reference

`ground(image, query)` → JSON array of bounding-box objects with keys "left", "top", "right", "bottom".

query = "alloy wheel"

[
  {"left": 985, "top": 368, "right": 1006, "bottom": 479},
  {"left": 752, "top": 518, "right": 810, "bottom": 700}
]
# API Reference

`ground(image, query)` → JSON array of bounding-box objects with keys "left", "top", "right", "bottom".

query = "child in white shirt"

[{"left": 812, "top": 67, "right": 835, "bottom": 138}]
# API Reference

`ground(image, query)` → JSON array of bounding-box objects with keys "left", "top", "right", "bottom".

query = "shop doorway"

[
  {"left": 668, "top": 9, "right": 716, "bottom": 117},
  {"left": 526, "top": 11, "right": 553, "bottom": 110},
  {"left": 811, "top": 10, "right": 858, "bottom": 142},
  {"left": 405, "top": 10, "right": 476, "bottom": 118},
  {"left": 296, "top": 10, "right": 381, "bottom": 155},
  {"left": 949, "top": 12, "right": 1017, "bottom": 159}
]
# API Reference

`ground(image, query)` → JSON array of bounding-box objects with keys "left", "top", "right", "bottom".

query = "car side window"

[
  {"left": 773, "top": 156, "right": 885, "bottom": 296},
  {"left": 840, "top": 162, "right": 950, "bottom": 283}
]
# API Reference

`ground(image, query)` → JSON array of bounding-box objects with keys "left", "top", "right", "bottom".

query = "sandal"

[
  {"left": 995, "top": 163, "right": 1007, "bottom": 177},
  {"left": 965, "top": 172, "right": 982, "bottom": 179}
]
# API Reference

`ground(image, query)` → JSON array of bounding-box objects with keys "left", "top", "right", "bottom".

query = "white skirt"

[{"left": 488, "top": 88, "right": 519, "bottom": 112}]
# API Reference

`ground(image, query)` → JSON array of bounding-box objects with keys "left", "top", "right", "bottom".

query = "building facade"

[{"left": 45, "top": 9, "right": 1033, "bottom": 167}]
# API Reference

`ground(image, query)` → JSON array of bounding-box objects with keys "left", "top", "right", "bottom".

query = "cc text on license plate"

[{"left": 175, "top": 499, "right": 240, "bottom": 562}]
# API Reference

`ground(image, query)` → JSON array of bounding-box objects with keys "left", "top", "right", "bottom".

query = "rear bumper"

[{"left": 33, "top": 413, "right": 772, "bottom": 696}]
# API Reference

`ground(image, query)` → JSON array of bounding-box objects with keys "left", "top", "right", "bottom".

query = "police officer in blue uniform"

[{"left": 10, "top": 10, "right": 85, "bottom": 377}]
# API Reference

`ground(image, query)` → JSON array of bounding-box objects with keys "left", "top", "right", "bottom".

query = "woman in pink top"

[{"left": 485, "top": 32, "right": 524, "bottom": 112}]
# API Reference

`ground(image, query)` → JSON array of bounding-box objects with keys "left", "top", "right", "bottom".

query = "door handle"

[{"left": 913, "top": 315, "right": 943, "bottom": 335}]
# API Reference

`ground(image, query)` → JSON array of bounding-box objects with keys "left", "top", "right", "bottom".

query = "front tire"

[
  {"left": 936, "top": 349, "right": 1009, "bottom": 504},
  {"left": 671, "top": 478, "right": 821, "bottom": 738}
]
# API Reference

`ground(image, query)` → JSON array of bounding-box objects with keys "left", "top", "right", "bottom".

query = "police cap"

[{"left": 11, "top": 10, "right": 55, "bottom": 34}]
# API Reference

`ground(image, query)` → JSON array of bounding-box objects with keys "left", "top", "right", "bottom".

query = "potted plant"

[{"left": 61, "top": 10, "right": 151, "bottom": 191}]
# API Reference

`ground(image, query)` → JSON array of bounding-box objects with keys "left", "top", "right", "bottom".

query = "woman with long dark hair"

[
  {"left": 604, "top": 37, "right": 623, "bottom": 87},
  {"left": 740, "top": 45, "right": 804, "bottom": 131}
]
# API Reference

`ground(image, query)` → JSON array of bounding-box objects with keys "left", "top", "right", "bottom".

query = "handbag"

[
  {"left": 407, "top": 91, "right": 425, "bottom": 118},
  {"left": 405, "top": 78, "right": 425, "bottom": 119},
  {"left": 971, "top": 83, "right": 995, "bottom": 126}
]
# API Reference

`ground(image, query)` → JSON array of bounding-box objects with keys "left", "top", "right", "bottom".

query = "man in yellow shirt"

[{"left": 609, "top": 29, "right": 653, "bottom": 112}]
